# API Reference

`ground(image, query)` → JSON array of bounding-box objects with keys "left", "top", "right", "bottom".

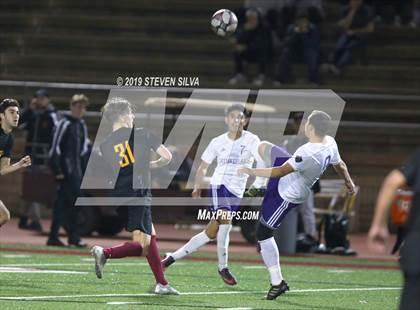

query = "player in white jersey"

[
  {"left": 238, "top": 110, "right": 356, "bottom": 300},
  {"left": 162, "top": 103, "right": 264, "bottom": 285}
]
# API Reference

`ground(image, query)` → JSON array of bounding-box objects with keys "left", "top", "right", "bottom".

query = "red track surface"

[
  {"left": 0, "top": 246, "right": 399, "bottom": 270},
  {"left": 0, "top": 219, "right": 399, "bottom": 270}
]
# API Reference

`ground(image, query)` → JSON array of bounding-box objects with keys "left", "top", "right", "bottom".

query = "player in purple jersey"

[
  {"left": 239, "top": 110, "right": 355, "bottom": 300},
  {"left": 162, "top": 104, "right": 265, "bottom": 285}
]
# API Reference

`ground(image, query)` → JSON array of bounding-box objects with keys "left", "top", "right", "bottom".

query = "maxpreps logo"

[
  {"left": 197, "top": 209, "right": 260, "bottom": 221},
  {"left": 76, "top": 88, "right": 345, "bottom": 207}
]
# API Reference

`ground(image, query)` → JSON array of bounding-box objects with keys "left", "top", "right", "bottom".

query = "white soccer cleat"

[
  {"left": 154, "top": 283, "right": 180, "bottom": 295},
  {"left": 90, "top": 245, "right": 107, "bottom": 279}
]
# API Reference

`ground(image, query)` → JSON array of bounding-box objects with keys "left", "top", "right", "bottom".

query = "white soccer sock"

[
  {"left": 259, "top": 237, "right": 283, "bottom": 285},
  {"left": 217, "top": 224, "right": 232, "bottom": 270},
  {"left": 171, "top": 231, "right": 211, "bottom": 261}
]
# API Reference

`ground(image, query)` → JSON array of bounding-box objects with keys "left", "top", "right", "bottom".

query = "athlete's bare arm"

[
  {"left": 0, "top": 155, "right": 31, "bottom": 176},
  {"left": 0, "top": 154, "right": 31, "bottom": 227},
  {"left": 0, "top": 200, "right": 10, "bottom": 227},
  {"left": 333, "top": 160, "right": 356, "bottom": 194},
  {"left": 237, "top": 163, "right": 294, "bottom": 178},
  {"left": 149, "top": 145, "right": 172, "bottom": 169},
  {"left": 368, "top": 169, "right": 406, "bottom": 253}
]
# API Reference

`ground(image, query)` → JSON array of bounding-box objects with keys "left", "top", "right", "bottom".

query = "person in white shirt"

[
  {"left": 162, "top": 103, "right": 264, "bottom": 285},
  {"left": 238, "top": 110, "right": 355, "bottom": 300}
]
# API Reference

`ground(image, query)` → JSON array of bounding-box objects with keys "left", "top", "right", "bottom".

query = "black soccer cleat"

[
  {"left": 266, "top": 280, "right": 289, "bottom": 300},
  {"left": 161, "top": 254, "right": 175, "bottom": 270}
]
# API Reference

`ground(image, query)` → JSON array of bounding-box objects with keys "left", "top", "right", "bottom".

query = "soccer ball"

[{"left": 211, "top": 9, "right": 238, "bottom": 37}]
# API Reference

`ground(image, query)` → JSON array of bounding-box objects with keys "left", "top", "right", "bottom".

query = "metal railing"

[{"left": 2, "top": 79, "right": 420, "bottom": 131}]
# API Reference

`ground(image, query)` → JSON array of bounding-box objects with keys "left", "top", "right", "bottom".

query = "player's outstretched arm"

[
  {"left": 192, "top": 161, "right": 210, "bottom": 198},
  {"left": 238, "top": 163, "right": 294, "bottom": 178},
  {"left": 0, "top": 155, "right": 31, "bottom": 176},
  {"left": 333, "top": 160, "right": 356, "bottom": 194},
  {"left": 368, "top": 169, "right": 406, "bottom": 253},
  {"left": 150, "top": 145, "right": 172, "bottom": 169}
]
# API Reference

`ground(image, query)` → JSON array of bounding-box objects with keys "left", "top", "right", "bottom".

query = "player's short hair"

[
  {"left": 225, "top": 103, "right": 246, "bottom": 117},
  {"left": 70, "top": 94, "right": 89, "bottom": 106},
  {"left": 0, "top": 98, "right": 20, "bottom": 114},
  {"left": 102, "top": 97, "right": 132, "bottom": 123},
  {"left": 308, "top": 110, "right": 331, "bottom": 137}
]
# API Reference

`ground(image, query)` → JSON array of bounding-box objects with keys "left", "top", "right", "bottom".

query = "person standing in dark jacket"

[
  {"left": 47, "top": 94, "right": 90, "bottom": 247},
  {"left": 19, "top": 89, "right": 59, "bottom": 232}
]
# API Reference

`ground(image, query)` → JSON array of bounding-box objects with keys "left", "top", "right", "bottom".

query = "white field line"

[
  {"left": 0, "top": 267, "right": 87, "bottom": 274},
  {"left": 107, "top": 302, "right": 144, "bottom": 305},
  {"left": 327, "top": 269, "right": 355, "bottom": 273},
  {"left": 0, "top": 254, "right": 31, "bottom": 258},
  {"left": 217, "top": 308, "right": 253, "bottom": 310},
  {"left": 0, "top": 287, "right": 402, "bottom": 301},
  {"left": 0, "top": 262, "right": 184, "bottom": 267}
]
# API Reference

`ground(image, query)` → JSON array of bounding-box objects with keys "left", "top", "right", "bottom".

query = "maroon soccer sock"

[
  {"left": 146, "top": 236, "right": 168, "bottom": 286},
  {"left": 103, "top": 241, "right": 143, "bottom": 259}
]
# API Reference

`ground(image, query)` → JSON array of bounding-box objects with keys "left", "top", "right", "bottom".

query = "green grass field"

[{"left": 0, "top": 244, "right": 402, "bottom": 310}]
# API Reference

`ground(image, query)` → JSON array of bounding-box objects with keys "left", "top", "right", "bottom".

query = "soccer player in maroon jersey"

[{"left": 90, "top": 97, "right": 178, "bottom": 295}]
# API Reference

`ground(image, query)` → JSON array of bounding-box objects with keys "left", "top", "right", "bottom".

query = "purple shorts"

[
  {"left": 260, "top": 146, "right": 299, "bottom": 229},
  {"left": 209, "top": 184, "right": 241, "bottom": 212}
]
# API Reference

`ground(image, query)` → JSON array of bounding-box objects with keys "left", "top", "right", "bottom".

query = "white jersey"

[
  {"left": 278, "top": 135, "right": 342, "bottom": 204},
  {"left": 201, "top": 130, "right": 261, "bottom": 197}
]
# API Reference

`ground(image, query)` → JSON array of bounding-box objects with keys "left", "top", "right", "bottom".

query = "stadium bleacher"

[
  {"left": 0, "top": 0, "right": 419, "bottom": 231},
  {"left": 0, "top": 0, "right": 419, "bottom": 97}
]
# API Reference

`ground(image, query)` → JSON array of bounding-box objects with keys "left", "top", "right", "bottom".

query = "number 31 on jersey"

[{"left": 114, "top": 141, "right": 135, "bottom": 168}]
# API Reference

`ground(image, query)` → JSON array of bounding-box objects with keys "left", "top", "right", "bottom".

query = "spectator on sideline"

[
  {"left": 328, "top": 0, "right": 374, "bottom": 76},
  {"left": 47, "top": 94, "right": 90, "bottom": 247},
  {"left": 18, "top": 89, "right": 58, "bottom": 232}
]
